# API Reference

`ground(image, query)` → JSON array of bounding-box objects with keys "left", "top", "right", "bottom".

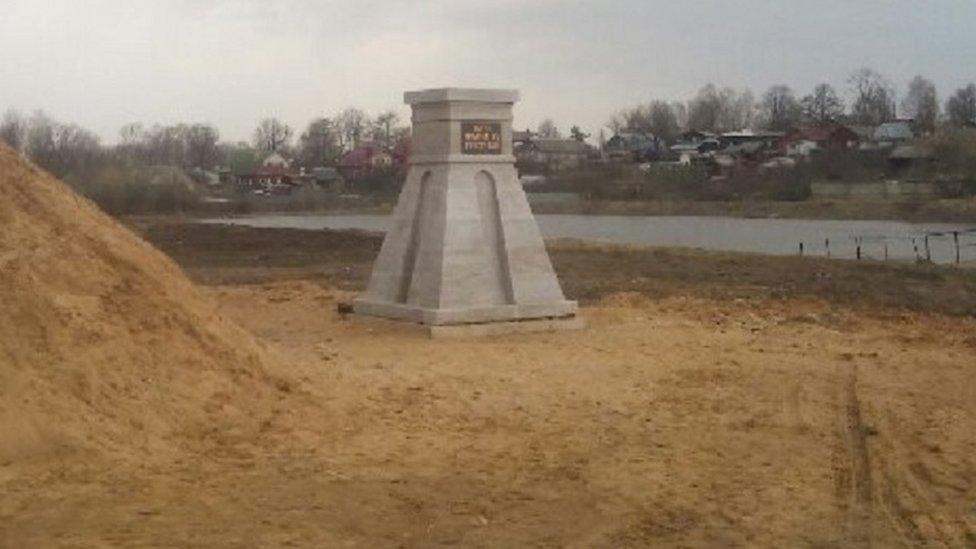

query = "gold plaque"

[{"left": 461, "top": 122, "right": 502, "bottom": 155}]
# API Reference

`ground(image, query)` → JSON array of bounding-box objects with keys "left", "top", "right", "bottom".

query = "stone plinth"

[{"left": 353, "top": 88, "right": 577, "bottom": 326}]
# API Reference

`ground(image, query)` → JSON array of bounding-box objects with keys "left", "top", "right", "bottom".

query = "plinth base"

[
  {"left": 348, "top": 313, "right": 584, "bottom": 339},
  {"left": 353, "top": 298, "right": 577, "bottom": 325}
]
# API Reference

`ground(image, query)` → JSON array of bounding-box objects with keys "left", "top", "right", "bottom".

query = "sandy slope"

[
  {"left": 0, "top": 144, "right": 292, "bottom": 466},
  {"left": 4, "top": 279, "right": 972, "bottom": 547}
]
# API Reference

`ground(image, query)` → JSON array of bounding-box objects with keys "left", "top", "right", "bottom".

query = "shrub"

[
  {"left": 65, "top": 164, "right": 200, "bottom": 215},
  {"left": 925, "top": 129, "right": 976, "bottom": 194}
]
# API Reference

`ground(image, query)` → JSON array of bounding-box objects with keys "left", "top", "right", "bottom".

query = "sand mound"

[{"left": 0, "top": 145, "right": 289, "bottom": 463}]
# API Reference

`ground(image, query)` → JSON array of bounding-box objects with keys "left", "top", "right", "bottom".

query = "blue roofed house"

[
  {"left": 515, "top": 137, "right": 591, "bottom": 173},
  {"left": 605, "top": 131, "right": 664, "bottom": 161},
  {"left": 870, "top": 120, "right": 915, "bottom": 148}
]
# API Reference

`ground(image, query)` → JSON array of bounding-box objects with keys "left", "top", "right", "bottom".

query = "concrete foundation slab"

[{"left": 349, "top": 313, "right": 584, "bottom": 339}]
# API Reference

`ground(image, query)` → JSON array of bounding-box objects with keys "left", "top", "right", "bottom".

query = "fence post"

[
  {"left": 884, "top": 242, "right": 888, "bottom": 261},
  {"left": 825, "top": 238, "right": 830, "bottom": 258},
  {"left": 954, "top": 231, "right": 960, "bottom": 264},
  {"left": 924, "top": 235, "right": 931, "bottom": 262}
]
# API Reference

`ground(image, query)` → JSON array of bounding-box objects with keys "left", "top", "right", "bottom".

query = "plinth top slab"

[{"left": 404, "top": 88, "right": 519, "bottom": 105}]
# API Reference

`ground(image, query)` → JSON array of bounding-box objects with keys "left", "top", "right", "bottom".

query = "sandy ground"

[{"left": 4, "top": 278, "right": 974, "bottom": 547}]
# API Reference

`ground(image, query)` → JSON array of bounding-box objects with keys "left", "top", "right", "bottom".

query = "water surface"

[{"left": 201, "top": 214, "right": 976, "bottom": 264}]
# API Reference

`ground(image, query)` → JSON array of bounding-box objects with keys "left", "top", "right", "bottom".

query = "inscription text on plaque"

[{"left": 461, "top": 122, "right": 502, "bottom": 155}]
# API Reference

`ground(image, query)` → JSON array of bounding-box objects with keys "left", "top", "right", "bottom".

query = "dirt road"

[{"left": 3, "top": 276, "right": 974, "bottom": 546}]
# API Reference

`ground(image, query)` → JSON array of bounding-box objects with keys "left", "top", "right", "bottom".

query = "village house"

[
  {"left": 722, "top": 140, "right": 769, "bottom": 162},
  {"left": 888, "top": 144, "right": 935, "bottom": 175},
  {"left": 288, "top": 166, "right": 345, "bottom": 191},
  {"left": 670, "top": 137, "right": 721, "bottom": 161},
  {"left": 780, "top": 124, "right": 861, "bottom": 157},
  {"left": 852, "top": 120, "right": 916, "bottom": 150},
  {"left": 872, "top": 120, "right": 915, "bottom": 147},
  {"left": 848, "top": 125, "right": 876, "bottom": 144},
  {"left": 338, "top": 142, "right": 395, "bottom": 181},
  {"left": 604, "top": 131, "right": 662, "bottom": 161},
  {"left": 719, "top": 129, "right": 784, "bottom": 149},
  {"left": 512, "top": 129, "right": 536, "bottom": 148},
  {"left": 236, "top": 151, "right": 298, "bottom": 194},
  {"left": 515, "top": 137, "right": 590, "bottom": 173},
  {"left": 391, "top": 137, "right": 411, "bottom": 174},
  {"left": 677, "top": 130, "right": 718, "bottom": 144}
]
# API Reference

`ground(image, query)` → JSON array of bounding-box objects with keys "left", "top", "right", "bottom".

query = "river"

[{"left": 201, "top": 214, "right": 976, "bottom": 265}]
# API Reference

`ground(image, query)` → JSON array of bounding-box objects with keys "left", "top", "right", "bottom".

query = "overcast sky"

[{"left": 2, "top": 0, "right": 974, "bottom": 144}]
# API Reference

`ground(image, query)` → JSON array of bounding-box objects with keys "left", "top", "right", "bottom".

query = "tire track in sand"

[{"left": 835, "top": 361, "right": 874, "bottom": 547}]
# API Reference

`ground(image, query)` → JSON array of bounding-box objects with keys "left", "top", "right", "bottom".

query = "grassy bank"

[{"left": 141, "top": 221, "right": 976, "bottom": 317}]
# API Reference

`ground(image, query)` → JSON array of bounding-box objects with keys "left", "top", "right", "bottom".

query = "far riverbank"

[
  {"left": 526, "top": 196, "right": 976, "bottom": 223},
  {"left": 193, "top": 194, "right": 976, "bottom": 224}
]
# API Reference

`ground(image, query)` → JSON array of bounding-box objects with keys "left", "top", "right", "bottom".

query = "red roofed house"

[
  {"left": 237, "top": 152, "right": 298, "bottom": 194},
  {"left": 780, "top": 125, "right": 860, "bottom": 157},
  {"left": 391, "top": 136, "right": 411, "bottom": 167},
  {"left": 338, "top": 142, "right": 394, "bottom": 181}
]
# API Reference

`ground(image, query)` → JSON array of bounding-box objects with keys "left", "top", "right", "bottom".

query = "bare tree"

[
  {"left": 25, "top": 111, "right": 58, "bottom": 169},
  {"left": 945, "top": 83, "right": 976, "bottom": 127},
  {"left": 372, "top": 111, "right": 400, "bottom": 147},
  {"left": 760, "top": 85, "right": 801, "bottom": 131},
  {"left": 0, "top": 110, "right": 27, "bottom": 151},
  {"left": 687, "top": 84, "right": 723, "bottom": 132},
  {"left": 253, "top": 118, "right": 292, "bottom": 152},
  {"left": 901, "top": 76, "right": 939, "bottom": 134},
  {"left": 336, "top": 107, "right": 368, "bottom": 150},
  {"left": 647, "top": 101, "right": 679, "bottom": 142},
  {"left": 116, "top": 123, "right": 146, "bottom": 164},
  {"left": 719, "top": 88, "right": 755, "bottom": 131},
  {"left": 184, "top": 124, "right": 220, "bottom": 168},
  {"left": 299, "top": 117, "right": 341, "bottom": 166},
  {"left": 621, "top": 106, "right": 652, "bottom": 132},
  {"left": 537, "top": 118, "right": 561, "bottom": 138},
  {"left": 118, "top": 123, "right": 217, "bottom": 167},
  {"left": 687, "top": 84, "right": 754, "bottom": 133},
  {"left": 608, "top": 101, "right": 678, "bottom": 141},
  {"left": 118, "top": 123, "right": 143, "bottom": 146},
  {"left": 848, "top": 68, "right": 896, "bottom": 126},
  {"left": 55, "top": 123, "right": 102, "bottom": 175},
  {"left": 670, "top": 101, "right": 688, "bottom": 131},
  {"left": 800, "top": 84, "right": 845, "bottom": 125},
  {"left": 146, "top": 124, "right": 188, "bottom": 166},
  {"left": 24, "top": 111, "right": 100, "bottom": 177}
]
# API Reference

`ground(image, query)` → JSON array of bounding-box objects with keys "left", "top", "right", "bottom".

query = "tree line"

[
  {"left": 0, "top": 106, "right": 412, "bottom": 215},
  {"left": 3, "top": 69, "right": 975, "bottom": 179},
  {"left": 0, "top": 106, "right": 410, "bottom": 179},
  {"left": 599, "top": 68, "right": 976, "bottom": 144}
]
